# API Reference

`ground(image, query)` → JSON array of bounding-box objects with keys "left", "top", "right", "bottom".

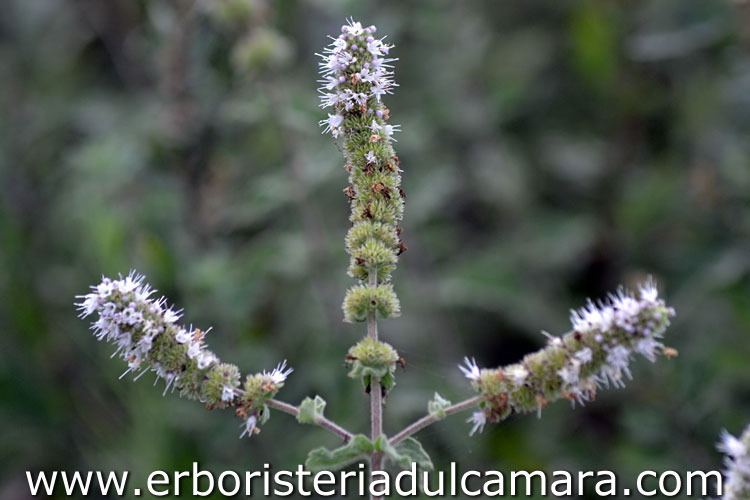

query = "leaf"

[
  {"left": 376, "top": 435, "right": 433, "bottom": 471},
  {"left": 381, "top": 371, "right": 395, "bottom": 391},
  {"left": 305, "top": 434, "right": 374, "bottom": 472},
  {"left": 427, "top": 392, "right": 451, "bottom": 419},
  {"left": 297, "top": 395, "right": 326, "bottom": 424}
]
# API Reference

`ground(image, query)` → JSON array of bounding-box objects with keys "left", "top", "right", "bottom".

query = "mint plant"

[{"left": 75, "top": 17, "right": 701, "bottom": 498}]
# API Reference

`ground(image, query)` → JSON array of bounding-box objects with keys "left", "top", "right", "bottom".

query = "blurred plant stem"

[
  {"left": 266, "top": 398, "right": 353, "bottom": 442},
  {"left": 390, "top": 396, "right": 483, "bottom": 445}
]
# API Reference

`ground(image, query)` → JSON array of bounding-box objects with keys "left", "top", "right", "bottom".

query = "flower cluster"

[
  {"left": 461, "top": 282, "right": 675, "bottom": 435},
  {"left": 318, "top": 19, "right": 404, "bottom": 324},
  {"left": 718, "top": 425, "right": 750, "bottom": 500},
  {"left": 318, "top": 19, "right": 397, "bottom": 137},
  {"left": 346, "top": 337, "right": 401, "bottom": 393},
  {"left": 77, "top": 272, "right": 292, "bottom": 437}
]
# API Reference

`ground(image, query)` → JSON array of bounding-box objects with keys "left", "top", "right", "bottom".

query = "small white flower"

[
  {"left": 367, "top": 39, "right": 383, "bottom": 56},
  {"left": 606, "top": 346, "right": 631, "bottom": 371},
  {"left": 77, "top": 294, "right": 99, "bottom": 317},
  {"left": 174, "top": 329, "right": 191, "bottom": 344},
  {"left": 187, "top": 341, "right": 202, "bottom": 360},
  {"left": 719, "top": 430, "right": 746, "bottom": 459},
  {"left": 240, "top": 415, "right": 258, "bottom": 439},
  {"left": 163, "top": 309, "right": 181, "bottom": 324},
  {"left": 342, "top": 19, "right": 363, "bottom": 36},
  {"left": 266, "top": 360, "right": 293, "bottom": 384},
  {"left": 639, "top": 281, "right": 659, "bottom": 304},
  {"left": 506, "top": 365, "right": 528, "bottom": 385},
  {"left": 365, "top": 151, "right": 377, "bottom": 164},
  {"left": 221, "top": 385, "right": 235, "bottom": 403},
  {"left": 557, "top": 362, "right": 580, "bottom": 385},
  {"left": 635, "top": 338, "right": 662, "bottom": 362},
  {"left": 459, "top": 357, "right": 481, "bottom": 381},
  {"left": 331, "top": 37, "right": 347, "bottom": 53},
  {"left": 96, "top": 279, "right": 114, "bottom": 297},
  {"left": 574, "top": 348, "right": 593, "bottom": 364},
  {"left": 196, "top": 352, "right": 217, "bottom": 370},
  {"left": 319, "top": 113, "right": 344, "bottom": 134},
  {"left": 467, "top": 410, "right": 487, "bottom": 436}
]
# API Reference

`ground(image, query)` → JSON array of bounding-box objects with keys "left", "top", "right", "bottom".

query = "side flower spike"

[
  {"left": 77, "top": 272, "right": 292, "bottom": 438},
  {"left": 461, "top": 281, "right": 675, "bottom": 434}
]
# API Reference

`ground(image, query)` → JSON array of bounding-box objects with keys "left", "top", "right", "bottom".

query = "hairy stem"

[
  {"left": 266, "top": 398, "right": 353, "bottom": 443},
  {"left": 390, "top": 396, "right": 483, "bottom": 445},
  {"left": 367, "top": 272, "right": 384, "bottom": 499}
]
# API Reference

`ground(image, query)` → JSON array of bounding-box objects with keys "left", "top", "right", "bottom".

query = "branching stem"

[
  {"left": 389, "top": 396, "right": 483, "bottom": 445},
  {"left": 266, "top": 398, "right": 353, "bottom": 443}
]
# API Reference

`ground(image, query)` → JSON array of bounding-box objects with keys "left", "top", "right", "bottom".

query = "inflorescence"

[
  {"left": 718, "top": 425, "right": 750, "bottom": 500},
  {"left": 317, "top": 19, "right": 405, "bottom": 324},
  {"left": 77, "top": 272, "right": 292, "bottom": 438},
  {"left": 460, "top": 282, "right": 676, "bottom": 435}
]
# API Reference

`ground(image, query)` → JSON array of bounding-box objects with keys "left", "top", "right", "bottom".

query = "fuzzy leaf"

[
  {"left": 427, "top": 392, "right": 451, "bottom": 420},
  {"left": 305, "top": 434, "right": 374, "bottom": 472},
  {"left": 381, "top": 371, "right": 395, "bottom": 391},
  {"left": 297, "top": 395, "right": 326, "bottom": 424},
  {"left": 376, "top": 435, "right": 434, "bottom": 471}
]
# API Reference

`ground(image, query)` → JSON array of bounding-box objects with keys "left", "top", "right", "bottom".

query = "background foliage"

[{"left": 1, "top": 0, "right": 749, "bottom": 498}]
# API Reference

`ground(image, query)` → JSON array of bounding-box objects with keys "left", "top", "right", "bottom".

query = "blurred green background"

[{"left": 1, "top": 0, "right": 749, "bottom": 498}]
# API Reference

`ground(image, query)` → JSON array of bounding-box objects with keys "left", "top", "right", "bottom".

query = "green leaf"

[
  {"left": 305, "top": 434, "right": 374, "bottom": 472},
  {"left": 297, "top": 395, "right": 326, "bottom": 424},
  {"left": 381, "top": 371, "right": 395, "bottom": 391},
  {"left": 427, "top": 392, "right": 451, "bottom": 419},
  {"left": 377, "top": 435, "right": 434, "bottom": 471}
]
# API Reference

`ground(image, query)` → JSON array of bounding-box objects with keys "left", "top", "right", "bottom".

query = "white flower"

[
  {"left": 367, "top": 39, "right": 383, "bottom": 56},
  {"left": 719, "top": 430, "right": 746, "bottom": 459},
  {"left": 639, "top": 281, "right": 659, "bottom": 304},
  {"left": 467, "top": 411, "right": 487, "bottom": 436},
  {"left": 558, "top": 361, "right": 580, "bottom": 385},
  {"left": 197, "top": 352, "right": 217, "bottom": 370},
  {"left": 635, "top": 338, "right": 662, "bottom": 362},
  {"left": 174, "top": 329, "right": 191, "bottom": 344},
  {"left": 187, "top": 341, "right": 202, "bottom": 360},
  {"left": 239, "top": 415, "right": 258, "bottom": 439},
  {"left": 574, "top": 348, "right": 593, "bottom": 364},
  {"left": 331, "top": 37, "right": 347, "bottom": 53},
  {"left": 365, "top": 151, "right": 377, "bottom": 164},
  {"left": 606, "top": 346, "right": 631, "bottom": 371},
  {"left": 266, "top": 360, "right": 293, "bottom": 384},
  {"left": 319, "top": 113, "right": 344, "bottom": 134},
  {"left": 506, "top": 365, "right": 528, "bottom": 385},
  {"left": 221, "top": 385, "right": 235, "bottom": 403},
  {"left": 163, "top": 308, "right": 181, "bottom": 324},
  {"left": 342, "top": 19, "right": 363, "bottom": 36},
  {"left": 459, "top": 357, "right": 481, "bottom": 381}
]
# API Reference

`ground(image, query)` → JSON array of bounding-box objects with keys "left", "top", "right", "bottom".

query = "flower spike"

[
  {"left": 463, "top": 282, "right": 675, "bottom": 433},
  {"left": 318, "top": 19, "right": 404, "bottom": 324},
  {"left": 78, "top": 272, "right": 290, "bottom": 436}
]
